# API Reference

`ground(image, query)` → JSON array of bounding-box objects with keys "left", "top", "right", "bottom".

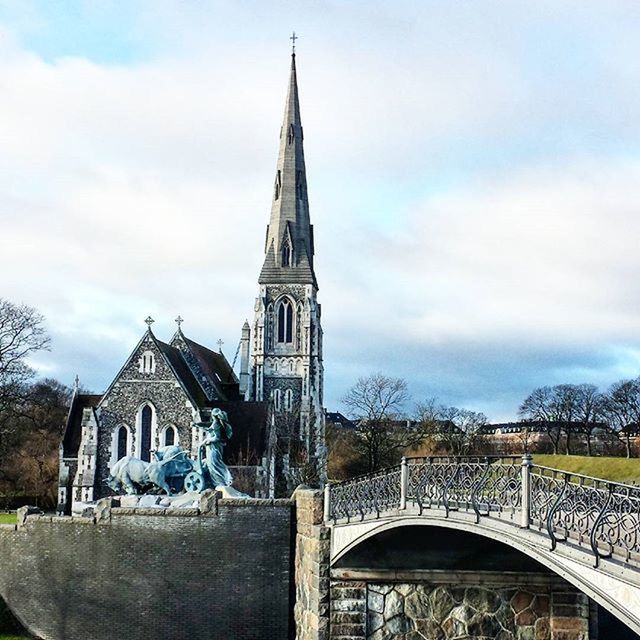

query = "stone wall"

[
  {"left": 0, "top": 498, "right": 293, "bottom": 640},
  {"left": 329, "top": 578, "right": 591, "bottom": 640},
  {"left": 294, "top": 488, "right": 330, "bottom": 640}
]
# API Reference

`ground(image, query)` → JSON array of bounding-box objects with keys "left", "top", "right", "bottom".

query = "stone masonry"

[
  {"left": 295, "top": 488, "right": 331, "bottom": 640},
  {"left": 329, "top": 580, "right": 591, "bottom": 640}
]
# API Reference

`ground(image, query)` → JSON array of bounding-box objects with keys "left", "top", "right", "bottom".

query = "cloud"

[{"left": 1, "top": 3, "right": 640, "bottom": 421}]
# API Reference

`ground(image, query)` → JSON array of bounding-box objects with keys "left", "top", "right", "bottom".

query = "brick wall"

[{"left": 0, "top": 499, "right": 293, "bottom": 640}]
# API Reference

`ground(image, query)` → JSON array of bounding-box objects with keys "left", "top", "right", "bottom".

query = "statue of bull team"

[{"left": 106, "top": 408, "right": 234, "bottom": 496}]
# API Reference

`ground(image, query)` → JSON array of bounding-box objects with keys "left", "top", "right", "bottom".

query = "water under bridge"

[{"left": 325, "top": 455, "right": 640, "bottom": 636}]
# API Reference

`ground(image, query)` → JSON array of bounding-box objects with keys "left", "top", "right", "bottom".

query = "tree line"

[
  {"left": 518, "top": 381, "right": 640, "bottom": 457},
  {"left": 0, "top": 299, "right": 70, "bottom": 508},
  {"left": 330, "top": 374, "right": 640, "bottom": 479}
]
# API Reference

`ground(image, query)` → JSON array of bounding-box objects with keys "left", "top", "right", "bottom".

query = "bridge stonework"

[{"left": 328, "top": 577, "right": 591, "bottom": 640}]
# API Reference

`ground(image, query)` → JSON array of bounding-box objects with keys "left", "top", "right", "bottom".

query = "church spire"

[{"left": 259, "top": 52, "right": 317, "bottom": 288}]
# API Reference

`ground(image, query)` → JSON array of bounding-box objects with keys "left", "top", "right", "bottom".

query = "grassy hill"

[{"left": 534, "top": 455, "right": 640, "bottom": 484}]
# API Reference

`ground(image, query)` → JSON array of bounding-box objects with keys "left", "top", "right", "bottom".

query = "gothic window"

[
  {"left": 277, "top": 299, "right": 293, "bottom": 343},
  {"left": 288, "top": 124, "right": 295, "bottom": 144},
  {"left": 140, "top": 405, "right": 152, "bottom": 462},
  {"left": 274, "top": 170, "right": 281, "bottom": 200},
  {"left": 296, "top": 170, "right": 304, "bottom": 199},
  {"left": 282, "top": 240, "right": 291, "bottom": 267},
  {"left": 266, "top": 304, "right": 274, "bottom": 350},
  {"left": 284, "top": 389, "right": 293, "bottom": 412},
  {"left": 273, "top": 389, "right": 281, "bottom": 411},
  {"left": 117, "top": 426, "right": 128, "bottom": 460},
  {"left": 296, "top": 303, "right": 303, "bottom": 349},
  {"left": 139, "top": 350, "right": 155, "bottom": 374},
  {"left": 164, "top": 426, "right": 176, "bottom": 447}
]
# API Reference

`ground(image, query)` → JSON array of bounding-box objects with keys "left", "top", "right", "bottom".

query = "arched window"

[
  {"left": 117, "top": 426, "right": 128, "bottom": 460},
  {"left": 277, "top": 299, "right": 293, "bottom": 343},
  {"left": 164, "top": 426, "right": 176, "bottom": 447},
  {"left": 139, "top": 350, "right": 155, "bottom": 374},
  {"left": 273, "top": 389, "right": 281, "bottom": 411},
  {"left": 284, "top": 389, "right": 293, "bottom": 412},
  {"left": 140, "top": 405, "right": 152, "bottom": 462},
  {"left": 274, "top": 170, "right": 281, "bottom": 200},
  {"left": 282, "top": 240, "right": 291, "bottom": 267}
]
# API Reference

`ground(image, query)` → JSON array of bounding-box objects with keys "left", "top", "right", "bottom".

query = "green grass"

[
  {"left": 0, "top": 636, "right": 30, "bottom": 639},
  {"left": 0, "top": 514, "right": 16, "bottom": 525},
  {"left": 534, "top": 454, "right": 640, "bottom": 484}
]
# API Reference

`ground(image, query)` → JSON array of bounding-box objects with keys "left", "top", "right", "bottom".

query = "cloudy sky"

[{"left": 1, "top": 1, "right": 640, "bottom": 421}]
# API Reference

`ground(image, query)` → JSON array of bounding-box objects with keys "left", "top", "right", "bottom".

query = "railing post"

[
  {"left": 400, "top": 457, "right": 408, "bottom": 510},
  {"left": 323, "top": 483, "right": 331, "bottom": 521},
  {"left": 521, "top": 453, "right": 532, "bottom": 528}
]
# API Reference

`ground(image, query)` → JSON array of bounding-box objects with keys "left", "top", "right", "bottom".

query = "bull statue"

[{"left": 106, "top": 446, "right": 193, "bottom": 495}]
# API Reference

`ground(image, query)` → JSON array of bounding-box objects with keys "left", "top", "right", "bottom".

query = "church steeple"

[
  {"left": 250, "top": 46, "right": 326, "bottom": 489},
  {"left": 259, "top": 53, "right": 317, "bottom": 288}
]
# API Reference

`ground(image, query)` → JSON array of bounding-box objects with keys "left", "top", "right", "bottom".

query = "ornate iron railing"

[
  {"left": 531, "top": 466, "right": 640, "bottom": 566},
  {"left": 328, "top": 466, "right": 402, "bottom": 522},
  {"left": 326, "top": 455, "right": 640, "bottom": 568},
  {"left": 407, "top": 456, "right": 521, "bottom": 521}
]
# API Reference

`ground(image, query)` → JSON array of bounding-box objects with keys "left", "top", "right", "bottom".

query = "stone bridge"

[{"left": 324, "top": 455, "right": 640, "bottom": 638}]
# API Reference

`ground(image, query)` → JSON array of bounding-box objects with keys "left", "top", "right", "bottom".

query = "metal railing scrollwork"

[{"left": 325, "top": 455, "right": 640, "bottom": 568}]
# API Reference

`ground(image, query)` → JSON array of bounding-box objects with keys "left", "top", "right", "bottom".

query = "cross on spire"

[
  {"left": 217, "top": 339, "right": 224, "bottom": 353},
  {"left": 290, "top": 31, "right": 298, "bottom": 54},
  {"left": 144, "top": 316, "right": 155, "bottom": 328},
  {"left": 175, "top": 315, "right": 184, "bottom": 329}
]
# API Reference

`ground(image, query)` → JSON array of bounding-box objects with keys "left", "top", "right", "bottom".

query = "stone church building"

[{"left": 58, "top": 52, "right": 325, "bottom": 512}]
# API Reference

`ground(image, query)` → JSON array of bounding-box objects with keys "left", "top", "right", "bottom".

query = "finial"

[
  {"left": 144, "top": 316, "right": 155, "bottom": 328},
  {"left": 290, "top": 31, "right": 298, "bottom": 54},
  {"left": 73, "top": 375, "right": 79, "bottom": 392},
  {"left": 175, "top": 315, "right": 184, "bottom": 329},
  {"left": 217, "top": 339, "right": 224, "bottom": 353}
]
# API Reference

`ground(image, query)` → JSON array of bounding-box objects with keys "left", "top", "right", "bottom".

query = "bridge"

[{"left": 324, "top": 455, "right": 640, "bottom": 636}]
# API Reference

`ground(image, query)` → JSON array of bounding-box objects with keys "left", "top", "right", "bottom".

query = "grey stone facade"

[
  {"left": 59, "top": 328, "right": 275, "bottom": 512},
  {"left": 96, "top": 332, "right": 198, "bottom": 500}
]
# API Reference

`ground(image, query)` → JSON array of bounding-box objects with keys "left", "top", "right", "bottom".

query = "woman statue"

[{"left": 198, "top": 408, "right": 233, "bottom": 487}]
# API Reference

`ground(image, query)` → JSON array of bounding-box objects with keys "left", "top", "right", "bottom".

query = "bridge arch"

[{"left": 330, "top": 515, "right": 640, "bottom": 636}]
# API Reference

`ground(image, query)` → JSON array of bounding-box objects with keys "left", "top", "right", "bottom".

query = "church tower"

[{"left": 248, "top": 51, "right": 325, "bottom": 484}]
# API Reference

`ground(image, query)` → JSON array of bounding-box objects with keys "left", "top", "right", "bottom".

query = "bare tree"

[
  {"left": 341, "top": 373, "right": 413, "bottom": 472},
  {"left": 604, "top": 379, "right": 640, "bottom": 458},
  {"left": 0, "top": 299, "right": 50, "bottom": 390},
  {"left": 573, "top": 384, "right": 606, "bottom": 456},
  {"left": 0, "top": 299, "right": 50, "bottom": 464},
  {"left": 416, "top": 399, "right": 487, "bottom": 456},
  {"left": 518, "top": 386, "right": 563, "bottom": 454}
]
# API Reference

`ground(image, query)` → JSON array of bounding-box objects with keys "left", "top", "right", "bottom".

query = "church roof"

[
  {"left": 61, "top": 393, "right": 102, "bottom": 458},
  {"left": 259, "top": 53, "right": 318, "bottom": 289},
  {"left": 155, "top": 339, "right": 210, "bottom": 408},
  {"left": 183, "top": 336, "right": 238, "bottom": 387}
]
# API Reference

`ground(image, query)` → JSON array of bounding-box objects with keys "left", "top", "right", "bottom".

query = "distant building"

[{"left": 326, "top": 412, "right": 357, "bottom": 430}]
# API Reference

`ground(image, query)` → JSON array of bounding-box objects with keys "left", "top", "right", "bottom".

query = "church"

[{"left": 58, "top": 50, "right": 325, "bottom": 512}]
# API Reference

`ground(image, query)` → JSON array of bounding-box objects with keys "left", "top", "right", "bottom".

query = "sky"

[{"left": 1, "top": 1, "right": 640, "bottom": 421}]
